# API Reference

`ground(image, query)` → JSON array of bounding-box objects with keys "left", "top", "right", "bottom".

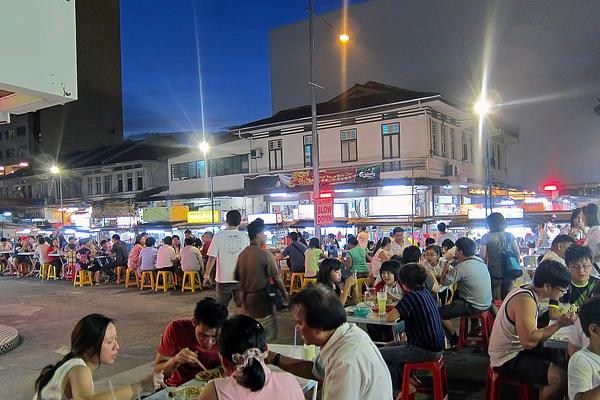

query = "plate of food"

[
  {"left": 195, "top": 366, "right": 224, "bottom": 381},
  {"left": 167, "top": 384, "right": 206, "bottom": 399}
]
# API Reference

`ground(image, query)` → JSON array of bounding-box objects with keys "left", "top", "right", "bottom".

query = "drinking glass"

[{"left": 377, "top": 291, "right": 387, "bottom": 316}]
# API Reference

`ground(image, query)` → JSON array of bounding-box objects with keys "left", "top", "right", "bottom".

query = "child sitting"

[
  {"left": 369, "top": 261, "right": 404, "bottom": 342},
  {"left": 568, "top": 297, "right": 600, "bottom": 399},
  {"left": 304, "top": 238, "right": 325, "bottom": 279},
  {"left": 380, "top": 262, "right": 446, "bottom": 398},
  {"left": 63, "top": 243, "right": 78, "bottom": 279}
]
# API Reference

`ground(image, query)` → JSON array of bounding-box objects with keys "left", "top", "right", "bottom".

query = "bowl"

[
  {"left": 371, "top": 304, "right": 395, "bottom": 313},
  {"left": 354, "top": 307, "right": 371, "bottom": 317}
]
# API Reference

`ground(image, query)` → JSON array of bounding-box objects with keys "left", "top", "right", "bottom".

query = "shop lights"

[
  {"left": 270, "top": 193, "right": 288, "bottom": 197},
  {"left": 334, "top": 189, "right": 354, "bottom": 193},
  {"left": 524, "top": 197, "right": 549, "bottom": 203},
  {"left": 2, "top": 211, "right": 11, "bottom": 216}
]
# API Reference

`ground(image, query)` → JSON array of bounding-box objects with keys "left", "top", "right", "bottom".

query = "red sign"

[{"left": 315, "top": 197, "right": 334, "bottom": 225}]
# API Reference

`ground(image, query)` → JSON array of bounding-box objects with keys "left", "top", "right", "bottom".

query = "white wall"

[{"left": 0, "top": 0, "right": 77, "bottom": 113}]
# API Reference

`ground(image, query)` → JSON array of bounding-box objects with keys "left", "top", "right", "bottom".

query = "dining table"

[
  {"left": 145, "top": 344, "right": 318, "bottom": 400},
  {"left": 543, "top": 325, "right": 574, "bottom": 350}
]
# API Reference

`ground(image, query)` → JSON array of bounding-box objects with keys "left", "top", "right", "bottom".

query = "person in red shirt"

[{"left": 153, "top": 298, "right": 228, "bottom": 387}]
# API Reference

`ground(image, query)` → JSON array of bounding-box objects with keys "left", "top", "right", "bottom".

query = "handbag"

[
  {"left": 501, "top": 233, "right": 523, "bottom": 280},
  {"left": 264, "top": 262, "right": 286, "bottom": 311}
]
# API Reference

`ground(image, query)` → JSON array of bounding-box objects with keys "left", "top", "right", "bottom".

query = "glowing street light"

[
  {"left": 198, "top": 141, "right": 210, "bottom": 154},
  {"left": 474, "top": 97, "right": 491, "bottom": 116},
  {"left": 338, "top": 33, "right": 350, "bottom": 43},
  {"left": 49, "top": 165, "right": 64, "bottom": 225}
]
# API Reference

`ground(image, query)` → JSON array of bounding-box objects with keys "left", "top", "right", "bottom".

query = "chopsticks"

[{"left": 196, "top": 358, "right": 209, "bottom": 371}]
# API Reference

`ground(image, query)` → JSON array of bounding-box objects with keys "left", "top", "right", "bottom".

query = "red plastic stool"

[
  {"left": 399, "top": 357, "right": 448, "bottom": 400},
  {"left": 485, "top": 366, "right": 535, "bottom": 400},
  {"left": 457, "top": 310, "right": 494, "bottom": 350}
]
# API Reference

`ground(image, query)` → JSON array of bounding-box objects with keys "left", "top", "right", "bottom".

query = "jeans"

[
  {"left": 379, "top": 343, "right": 442, "bottom": 397},
  {"left": 216, "top": 282, "right": 240, "bottom": 308}
]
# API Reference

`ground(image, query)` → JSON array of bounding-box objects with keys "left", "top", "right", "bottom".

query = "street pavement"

[{"left": 0, "top": 275, "right": 488, "bottom": 399}]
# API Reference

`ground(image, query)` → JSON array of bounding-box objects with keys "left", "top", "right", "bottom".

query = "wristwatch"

[{"left": 273, "top": 352, "right": 281, "bottom": 366}]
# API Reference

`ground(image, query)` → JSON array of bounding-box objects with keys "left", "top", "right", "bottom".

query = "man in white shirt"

[
  {"left": 390, "top": 227, "right": 409, "bottom": 256},
  {"left": 203, "top": 210, "right": 250, "bottom": 307},
  {"left": 542, "top": 234, "right": 575, "bottom": 266},
  {"left": 265, "top": 285, "right": 393, "bottom": 400},
  {"left": 156, "top": 236, "right": 178, "bottom": 271},
  {"left": 568, "top": 297, "right": 600, "bottom": 400}
]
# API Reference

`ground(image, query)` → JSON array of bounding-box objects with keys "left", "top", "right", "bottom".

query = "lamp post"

[
  {"left": 307, "top": 0, "right": 349, "bottom": 238},
  {"left": 50, "top": 165, "right": 64, "bottom": 226},
  {"left": 199, "top": 141, "right": 215, "bottom": 233},
  {"left": 474, "top": 98, "right": 492, "bottom": 216}
]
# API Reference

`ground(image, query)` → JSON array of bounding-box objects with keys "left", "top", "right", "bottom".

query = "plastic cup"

[
  {"left": 377, "top": 291, "right": 387, "bottom": 316},
  {"left": 303, "top": 344, "right": 316, "bottom": 360}
]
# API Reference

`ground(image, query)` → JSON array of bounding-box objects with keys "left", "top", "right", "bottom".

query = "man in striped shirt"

[{"left": 381, "top": 262, "right": 446, "bottom": 397}]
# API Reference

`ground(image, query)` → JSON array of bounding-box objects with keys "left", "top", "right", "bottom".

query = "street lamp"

[
  {"left": 199, "top": 141, "right": 215, "bottom": 233},
  {"left": 50, "top": 165, "right": 64, "bottom": 226},
  {"left": 338, "top": 33, "right": 350, "bottom": 43},
  {"left": 474, "top": 97, "right": 492, "bottom": 216}
]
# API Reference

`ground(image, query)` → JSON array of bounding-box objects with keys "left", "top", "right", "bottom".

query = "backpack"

[{"left": 486, "top": 232, "right": 522, "bottom": 281}]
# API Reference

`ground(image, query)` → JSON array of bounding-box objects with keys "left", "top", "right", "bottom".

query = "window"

[
  {"left": 17, "top": 146, "right": 26, "bottom": 157},
  {"left": 104, "top": 175, "right": 112, "bottom": 194},
  {"left": 95, "top": 177, "right": 102, "bottom": 194},
  {"left": 430, "top": 120, "right": 440, "bottom": 156},
  {"left": 170, "top": 160, "right": 206, "bottom": 181},
  {"left": 381, "top": 122, "right": 400, "bottom": 159},
  {"left": 210, "top": 154, "right": 249, "bottom": 176},
  {"left": 127, "top": 172, "right": 133, "bottom": 191},
  {"left": 5, "top": 129, "right": 16, "bottom": 140},
  {"left": 87, "top": 177, "right": 93, "bottom": 195},
  {"left": 340, "top": 129, "right": 358, "bottom": 162},
  {"left": 268, "top": 139, "right": 283, "bottom": 171},
  {"left": 136, "top": 170, "right": 144, "bottom": 190},
  {"left": 440, "top": 125, "right": 447, "bottom": 157},
  {"left": 17, "top": 127, "right": 26, "bottom": 136},
  {"left": 450, "top": 128, "right": 456, "bottom": 160},
  {"left": 117, "top": 174, "right": 123, "bottom": 192},
  {"left": 6, "top": 149, "right": 15, "bottom": 158}
]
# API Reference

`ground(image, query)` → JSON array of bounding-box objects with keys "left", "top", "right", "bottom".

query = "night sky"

[{"left": 120, "top": 0, "right": 367, "bottom": 135}]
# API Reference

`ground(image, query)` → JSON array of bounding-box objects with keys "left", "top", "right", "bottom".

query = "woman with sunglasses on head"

[{"left": 198, "top": 315, "right": 304, "bottom": 400}]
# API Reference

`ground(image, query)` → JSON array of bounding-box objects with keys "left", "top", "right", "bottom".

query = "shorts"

[
  {"left": 439, "top": 298, "right": 487, "bottom": 320},
  {"left": 494, "top": 347, "right": 552, "bottom": 386}
]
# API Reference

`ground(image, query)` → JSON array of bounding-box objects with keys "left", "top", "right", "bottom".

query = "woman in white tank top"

[{"left": 34, "top": 314, "right": 160, "bottom": 400}]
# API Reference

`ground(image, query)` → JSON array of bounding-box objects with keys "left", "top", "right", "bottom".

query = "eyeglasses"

[
  {"left": 555, "top": 287, "right": 569, "bottom": 294},
  {"left": 570, "top": 265, "right": 592, "bottom": 270}
]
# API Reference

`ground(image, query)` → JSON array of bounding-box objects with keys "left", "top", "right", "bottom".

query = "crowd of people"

[{"left": 9, "top": 204, "right": 600, "bottom": 399}]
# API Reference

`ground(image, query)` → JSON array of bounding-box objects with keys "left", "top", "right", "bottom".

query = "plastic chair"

[
  {"left": 115, "top": 266, "right": 126, "bottom": 285},
  {"left": 46, "top": 265, "right": 57, "bottom": 280},
  {"left": 73, "top": 270, "right": 93, "bottom": 287},
  {"left": 456, "top": 310, "right": 494, "bottom": 350},
  {"left": 140, "top": 271, "right": 156, "bottom": 290},
  {"left": 125, "top": 268, "right": 140, "bottom": 288},
  {"left": 399, "top": 357, "right": 448, "bottom": 400},
  {"left": 155, "top": 270, "right": 176, "bottom": 292},
  {"left": 181, "top": 271, "right": 202, "bottom": 292},
  {"left": 290, "top": 272, "right": 305, "bottom": 294},
  {"left": 302, "top": 277, "right": 317, "bottom": 289},
  {"left": 485, "top": 366, "right": 535, "bottom": 400},
  {"left": 39, "top": 263, "right": 49, "bottom": 279}
]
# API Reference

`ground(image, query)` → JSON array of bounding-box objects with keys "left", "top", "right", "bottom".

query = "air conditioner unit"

[
  {"left": 444, "top": 163, "right": 460, "bottom": 176},
  {"left": 250, "top": 149, "right": 263, "bottom": 159},
  {"left": 0, "top": 111, "right": 10, "bottom": 124}
]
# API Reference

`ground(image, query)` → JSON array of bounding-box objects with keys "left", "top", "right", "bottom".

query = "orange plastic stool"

[
  {"left": 140, "top": 271, "right": 156, "bottom": 290},
  {"left": 115, "top": 266, "right": 126, "bottom": 284},
  {"left": 155, "top": 270, "right": 176, "bottom": 292},
  {"left": 181, "top": 271, "right": 202, "bottom": 293},
  {"left": 290, "top": 272, "right": 305, "bottom": 294},
  {"left": 125, "top": 268, "right": 140, "bottom": 288},
  {"left": 399, "top": 357, "right": 448, "bottom": 400}
]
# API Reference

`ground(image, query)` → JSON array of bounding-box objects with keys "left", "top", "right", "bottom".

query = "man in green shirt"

[{"left": 345, "top": 237, "right": 370, "bottom": 278}]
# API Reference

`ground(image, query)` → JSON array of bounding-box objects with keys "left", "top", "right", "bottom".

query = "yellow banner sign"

[{"left": 187, "top": 210, "right": 220, "bottom": 224}]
